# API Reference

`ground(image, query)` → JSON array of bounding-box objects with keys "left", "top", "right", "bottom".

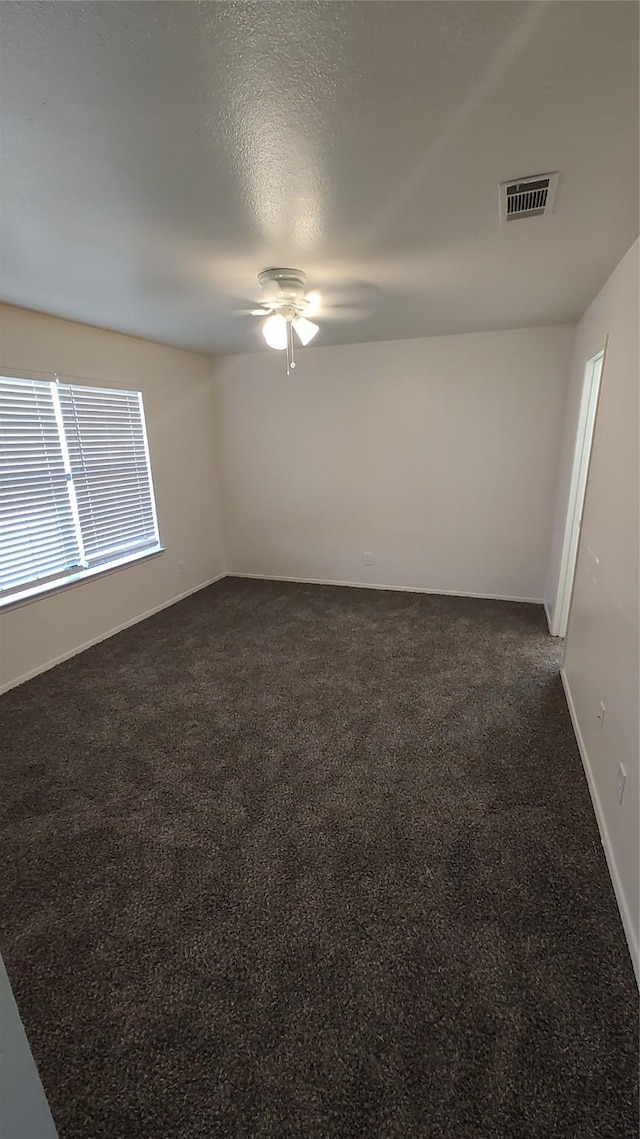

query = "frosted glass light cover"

[
  {"left": 263, "top": 314, "right": 288, "bottom": 350},
  {"left": 293, "top": 317, "right": 319, "bottom": 346}
]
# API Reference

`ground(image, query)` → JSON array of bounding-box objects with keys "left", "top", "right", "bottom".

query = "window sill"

[{"left": 0, "top": 547, "right": 165, "bottom": 612}]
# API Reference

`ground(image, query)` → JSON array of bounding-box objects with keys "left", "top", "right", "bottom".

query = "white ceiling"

[{"left": 1, "top": 1, "right": 638, "bottom": 355}]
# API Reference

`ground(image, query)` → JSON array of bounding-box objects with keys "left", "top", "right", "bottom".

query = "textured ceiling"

[{"left": 0, "top": 1, "right": 638, "bottom": 355}]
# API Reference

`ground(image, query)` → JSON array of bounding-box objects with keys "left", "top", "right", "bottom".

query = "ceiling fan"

[{"left": 249, "top": 268, "right": 321, "bottom": 373}]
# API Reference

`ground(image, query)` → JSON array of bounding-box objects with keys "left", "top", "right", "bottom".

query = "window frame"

[{"left": 0, "top": 369, "right": 164, "bottom": 611}]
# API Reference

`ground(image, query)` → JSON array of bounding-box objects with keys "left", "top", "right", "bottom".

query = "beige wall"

[
  {"left": 554, "top": 241, "right": 639, "bottom": 977},
  {"left": 0, "top": 304, "right": 225, "bottom": 691},
  {"left": 213, "top": 326, "right": 574, "bottom": 601}
]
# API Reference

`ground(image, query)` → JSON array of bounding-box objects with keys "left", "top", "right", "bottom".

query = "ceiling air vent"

[{"left": 499, "top": 173, "right": 558, "bottom": 222}]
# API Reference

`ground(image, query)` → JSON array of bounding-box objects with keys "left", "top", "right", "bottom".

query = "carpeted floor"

[{"left": 0, "top": 577, "right": 637, "bottom": 1139}]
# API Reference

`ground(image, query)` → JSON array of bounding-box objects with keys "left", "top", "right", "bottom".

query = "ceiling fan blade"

[
  {"left": 229, "top": 299, "right": 271, "bottom": 316},
  {"left": 232, "top": 307, "right": 270, "bottom": 316},
  {"left": 316, "top": 304, "right": 370, "bottom": 323},
  {"left": 304, "top": 280, "right": 377, "bottom": 323}
]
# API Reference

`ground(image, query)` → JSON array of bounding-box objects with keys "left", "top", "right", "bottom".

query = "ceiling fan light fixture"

[
  {"left": 262, "top": 313, "right": 288, "bottom": 350},
  {"left": 293, "top": 316, "right": 319, "bottom": 346}
]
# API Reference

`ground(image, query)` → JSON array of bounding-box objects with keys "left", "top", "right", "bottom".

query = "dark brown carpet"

[{"left": 0, "top": 577, "right": 637, "bottom": 1139}]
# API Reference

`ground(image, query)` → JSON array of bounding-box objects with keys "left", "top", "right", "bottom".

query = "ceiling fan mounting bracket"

[{"left": 257, "top": 267, "right": 307, "bottom": 309}]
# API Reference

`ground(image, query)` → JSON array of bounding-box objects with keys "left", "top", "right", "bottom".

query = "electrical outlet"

[
  {"left": 596, "top": 701, "right": 606, "bottom": 730},
  {"left": 178, "top": 560, "right": 184, "bottom": 576},
  {"left": 617, "top": 763, "right": 627, "bottom": 805},
  {"left": 364, "top": 552, "right": 372, "bottom": 565}
]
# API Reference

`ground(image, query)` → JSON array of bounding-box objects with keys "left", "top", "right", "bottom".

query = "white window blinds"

[
  {"left": 0, "top": 375, "right": 160, "bottom": 598},
  {"left": 58, "top": 384, "right": 159, "bottom": 567},
  {"left": 0, "top": 377, "right": 81, "bottom": 591}
]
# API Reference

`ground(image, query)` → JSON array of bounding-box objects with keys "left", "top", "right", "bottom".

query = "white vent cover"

[{"left": 499, "top": 173, "right": 558, "bottom": 221}]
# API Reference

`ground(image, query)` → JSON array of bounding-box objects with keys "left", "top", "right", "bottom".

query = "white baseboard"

[
  {"left": 544, "top": 598, "right": 563, "bottom": 637},
  {"left": 0, "top": 574, "right": 228, "bottom": 695},
  {"left": 543, "top": 600, "right": 555, "bottom": 635},
  {"left": 229, "top": 572, "right": 543, "bottom": 606},
  {"left": 1, "top": 572, "right": 540, "bottom": 696},
  {"left": 561, "top": 668, "right": 639, "bottom": 985}
]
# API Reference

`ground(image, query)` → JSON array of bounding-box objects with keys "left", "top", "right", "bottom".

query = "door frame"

[{"left": 551, "top": 345, "right": 606, "bottom": 639}]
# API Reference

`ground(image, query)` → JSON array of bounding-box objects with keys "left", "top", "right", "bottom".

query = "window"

[{"left": 0, "top": 375, "right": 161, "bottom": 604}]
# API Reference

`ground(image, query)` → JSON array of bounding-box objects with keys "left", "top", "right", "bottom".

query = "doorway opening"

[{"left": 551, "top": 348, "right": 605, "bottom": 638}]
